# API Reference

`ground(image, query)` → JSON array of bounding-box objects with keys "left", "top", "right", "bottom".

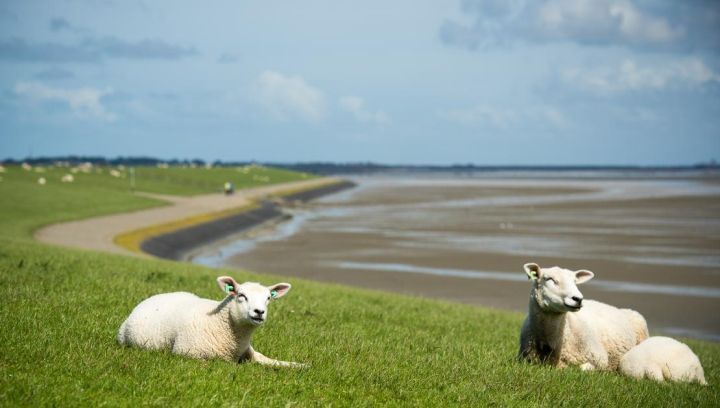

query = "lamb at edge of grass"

[
  {"left": 620, "top": 336, "right": 708, "bottom": 385},
  {"left": 117, "top": 276, "right": 305, "bottom": 368},
  {"left": 518, "top": 263, "right": 648, "bottom": 371}
]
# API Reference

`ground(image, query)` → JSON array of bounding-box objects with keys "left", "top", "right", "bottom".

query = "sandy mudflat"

[{"left": 207, "top": 175, "right": 720, "bottom": 340}]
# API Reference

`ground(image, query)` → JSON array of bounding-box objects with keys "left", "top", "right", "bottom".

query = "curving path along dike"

[{"left": 35, "top": 177, "right": 354, "bottom": 259}]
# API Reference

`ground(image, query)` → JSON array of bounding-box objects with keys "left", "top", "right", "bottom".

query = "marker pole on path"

[{"left": 130, "top": 167, "right": 136, "bottom": 192}]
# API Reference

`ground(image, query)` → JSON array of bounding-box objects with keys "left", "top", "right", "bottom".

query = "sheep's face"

[
  {"left": 524, "top": 263, "right": 594, "bottom": 313},
  {"left": 216, "top": 277, "right": 291, "bottom": 327}
]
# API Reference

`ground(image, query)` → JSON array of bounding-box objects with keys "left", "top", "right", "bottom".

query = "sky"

[{"left": 1, "top": 0, "right": 719, "bottom": 165}]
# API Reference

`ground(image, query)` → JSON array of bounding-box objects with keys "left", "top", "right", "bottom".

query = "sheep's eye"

[
  {"left": 237, "top": 294, "right": 247, "bottom": 302},
  {"left": 545, "top": 277, "right": 557, "bottom": 285}
]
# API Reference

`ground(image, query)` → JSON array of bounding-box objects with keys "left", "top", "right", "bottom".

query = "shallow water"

[{"left": 195, "top": 176, "right": 720, "bottom": 269}]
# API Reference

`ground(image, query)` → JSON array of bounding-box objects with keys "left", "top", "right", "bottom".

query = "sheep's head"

[
  {"left": 216, "top": 276, "right": 291, "bottom": 327},
  {"left": 524, "top": 263, "right": 593, "bottom": 313}
]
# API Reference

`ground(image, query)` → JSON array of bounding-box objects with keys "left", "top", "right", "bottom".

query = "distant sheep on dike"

[
  {"left": 117, "top": 276, "right": 305, "bottom": 368},
  {"left": 620, "top": 336, "right": 707, "bottom": 385},
  {"left": 518, "top": 263, "right": 648, "bottom": 371}
]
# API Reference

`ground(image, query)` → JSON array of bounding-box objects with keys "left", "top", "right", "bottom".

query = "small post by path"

[{"left": 130, "top": 167, "right": 136, "bottom": 192}]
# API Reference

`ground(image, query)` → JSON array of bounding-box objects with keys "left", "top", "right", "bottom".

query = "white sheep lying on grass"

[
  {"left": 61, "top": 174, "right": 74, "bottom": 183},
  {"left": 117, "top": 276, "right": 304, "bottom": 368},
  {"left": 518, "top": 263, "right": 648, "bottom": 371},
  {"left": 619, "top": 336, "right": 707, "bottom": 385}
]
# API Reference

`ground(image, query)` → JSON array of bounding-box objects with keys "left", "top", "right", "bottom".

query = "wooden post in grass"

[{"left": 130, "top": 167, "right": 136, "bottom": 192}]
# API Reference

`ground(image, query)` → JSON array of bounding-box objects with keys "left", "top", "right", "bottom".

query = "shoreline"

[
  {"left": 140, "top": 180, "right": 357, "bottom": 260},
  {"left": 34, "top": 177, "right": 351, "bottom": 256}
]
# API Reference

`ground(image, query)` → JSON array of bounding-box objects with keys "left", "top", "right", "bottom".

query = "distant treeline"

[
  {"left": 2, "top": 156, "right": 210, "bottom": 167},
  {"left": 2, "top": 156, "right": 718, "bottom": 175}
]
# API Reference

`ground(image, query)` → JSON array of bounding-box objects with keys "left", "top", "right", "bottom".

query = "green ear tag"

[
  {"left": 225, "top": 284, "right": 234, "bottom": 293},
  {"left": 271, "top": 290, "right": 278, "bottom": 298}
]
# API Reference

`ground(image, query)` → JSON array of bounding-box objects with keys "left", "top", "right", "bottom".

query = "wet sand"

[{"left": 196, "top": 175, "right": 720, "bottom": 340}]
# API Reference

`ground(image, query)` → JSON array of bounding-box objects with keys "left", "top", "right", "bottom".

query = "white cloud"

[
  {"left": 536, "top": 0, "right": 683, "bottom": 45},
  {"left": 442, "top": 0, "right": 688, "bottom": 51},
  {"left": 339, "top": 96, "right": 390, "bottom": 125},
  {"left": 562, "top": 58, "right": 720, "bottom": 94},
  {"left": 255, "top": 71, "right": 325, "bottom": 122},
  {"left": 438, "top": 104, "right": 569, "bottom": 130},
  {"left": 14, "top": 81, "right": 116, "bottom": 121}
]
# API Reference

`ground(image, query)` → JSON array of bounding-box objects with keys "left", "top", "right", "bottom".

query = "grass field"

[
  {"left": 0, "top": 164, "right": 718, "bottom": 406},
  {"left": 1, "top": 163, "right": 313, "bottom": 198},
  {"left": 0, "top": 164, "right": 312, "bottom": 240}
]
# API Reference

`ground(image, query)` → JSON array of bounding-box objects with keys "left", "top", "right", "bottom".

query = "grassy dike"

[{"left": 0, "top": 165, "right": 718, "bottom": 406}]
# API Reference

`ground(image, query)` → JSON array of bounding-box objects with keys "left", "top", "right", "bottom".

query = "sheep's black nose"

[
  {"left": 571, "top": 296, "right": 583, "bottom": 305},
  {"left": 254, "top": 309, "right": 265, "bottom": 316}
]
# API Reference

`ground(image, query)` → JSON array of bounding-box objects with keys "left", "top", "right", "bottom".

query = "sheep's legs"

[{"left": 248, "top": 346, "right": 306, "bottom": 368}]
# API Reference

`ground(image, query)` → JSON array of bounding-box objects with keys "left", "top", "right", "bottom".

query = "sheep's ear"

[
  {"left": 217, "top": 276, "right": 238, "bottom": 295},
  {"left": 575, "top": 270, "right": 594, "bottom": 284},
  {"left": 524, "top": 263, "right": 541, "bottom": 280},
  {"left": 268, "top": 283, "right": 291, "bottom": 299}
]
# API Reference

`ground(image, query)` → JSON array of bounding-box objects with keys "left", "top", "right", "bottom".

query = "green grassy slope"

[
  {"left": 0, "top": 171, "right": 161, "bottom": 241},
  {"left": 0, "top": 165, "right": 717, "bottom": 406},
  {"left": 0, "top": 164, "right": 312, "bottom": 239},
  {"left": 1, "top": 163, "right": 313, "bottom": 198},
  {"left": 130, "top": 165, "right": 314, "bottom": 196}
]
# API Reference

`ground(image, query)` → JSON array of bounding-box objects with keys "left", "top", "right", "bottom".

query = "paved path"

[{"left": 34, "top": 178, "right": 339, "bottom": 257}]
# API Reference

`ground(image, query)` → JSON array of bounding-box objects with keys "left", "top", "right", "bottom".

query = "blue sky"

[{"left": 1, "top": 0, "right": 719, "bottom": 165}]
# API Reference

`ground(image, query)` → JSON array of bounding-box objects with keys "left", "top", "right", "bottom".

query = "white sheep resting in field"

[
  {"left": 619, "top": 336, "right": 707, "bottom": 385},
  {"left": 117, "top": 276, "right": 304, "bottom": 368},
  {"left": 61, "top": 174, "right": 74, "bottom": 183},
  {"left": 518, "top": 263, "right": 648, "bottom": 371}
]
